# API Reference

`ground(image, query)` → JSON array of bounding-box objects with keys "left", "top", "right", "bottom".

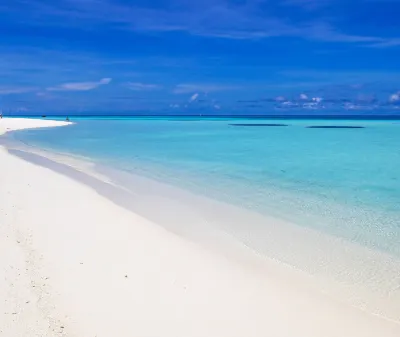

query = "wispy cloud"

[
  {"left": 173, "top": 83, "right": 239, "bottom": 94},
  {"left": 1, "top": 2, "right": 399, "bottom": 114},
  {"left": 47, "top": 78, "right": 112, "bottom": 92},
  {"left": 189, "top": 93, "right": 199, "bottom": 102},
  {"left": 126, "top": 82, "right": 162, "bottom": 91},
  {"left": 0, "top": 86, "right": 37, "bottom": 95},
  {"left": 283, "top": 0, "right": 332, "bottom": 10},
  {"left": 389, "top": 92, "right": 400, "bottom": 103},
  {"left": 368, "top": 38, "right": 400, "bottom": 48},
  {"left": 299, "top": 22, "right": 381, "bottom": 43},
  {"left": 3, "top": 0, "right": 399, "bottom": 47}
]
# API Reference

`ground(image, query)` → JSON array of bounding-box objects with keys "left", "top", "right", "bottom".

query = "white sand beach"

[
  {"left": 0, "top": 118, "right": 71, "bottom": 136},
  {"left": 1, "top": 118, "right": 400, "bottom": 337}
]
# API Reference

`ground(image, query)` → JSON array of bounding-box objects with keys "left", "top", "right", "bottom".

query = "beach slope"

[
  {"left": 1, "top": 118, "right": 399, "bottom": 337},
  {"left": 0, "top": 118, "right": 71, "bottom": 136}
]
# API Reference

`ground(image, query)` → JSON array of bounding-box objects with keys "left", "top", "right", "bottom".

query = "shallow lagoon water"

[{"left": 12, "top": 117, "right": 400, "bottom": 257}]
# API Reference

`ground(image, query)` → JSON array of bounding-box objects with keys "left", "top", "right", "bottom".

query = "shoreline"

[
  {"left": 0, "top": 117, "right": 72, "bottom": 136},
  {"left": 1, "top": 118, "right": 400, "bottom": 337},
  {"left": 7, "top": 145, "right": 400, "bottom": 324}
]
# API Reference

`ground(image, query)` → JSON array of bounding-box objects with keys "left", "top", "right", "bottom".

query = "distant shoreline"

[{"left": 3, "top": 114, "right": 400, "bottom": 120}]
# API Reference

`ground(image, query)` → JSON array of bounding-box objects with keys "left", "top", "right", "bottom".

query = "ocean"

[{"left": 5, "top": 117, "right": 400, "bottom": 319}]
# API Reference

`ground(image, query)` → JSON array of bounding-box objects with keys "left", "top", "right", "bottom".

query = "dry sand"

[
  {"left": 1, "top": 118, "right": 400, "bottom": 337},
  {"left": 0, "top": 118, "right": 71, "bottom": 136}
]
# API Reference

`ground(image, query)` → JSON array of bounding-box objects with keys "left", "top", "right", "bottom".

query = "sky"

[{"left": 1, "top": 0, "right": 400, "bottom": 115}]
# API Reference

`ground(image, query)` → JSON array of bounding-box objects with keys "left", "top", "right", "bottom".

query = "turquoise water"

[{"left": 12, "top": 117, "right": 400, "bottom": 257}]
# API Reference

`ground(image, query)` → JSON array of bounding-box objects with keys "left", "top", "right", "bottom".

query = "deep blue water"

[{"left": 12, "top": 117, "right": 400, "bottom": 257}]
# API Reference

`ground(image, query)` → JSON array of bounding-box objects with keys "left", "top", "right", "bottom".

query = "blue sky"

[{"left": 1, "top": 0, "right": 400, "bottom": 115}]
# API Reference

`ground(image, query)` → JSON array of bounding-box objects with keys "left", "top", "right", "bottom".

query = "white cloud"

[
  {"left": 127, "top": 82, "right": 162, "bottom": 91},
  {"left": 312, "top": 97, "right": 323, "bottom": 103},
  {"left": 275, "top": 96, "right": 286, "bottom": 102},
  {"left": 214, "top": 104, "right": 221, "bottom": 110},
  {"left": 0, "top": 86, "right": 36, "bottom": 95},
  {"left": 389, "top": 92, "right": 400, "bottom": 102},
  {"left": 36, "top": 92, "right": 46, "bottom": 97},
  {"left": 299, "top": 93, "right": 308, "bottom": 100},
  {"left": 189, "top": 93, "right": 199, "bottom": 102},
  {"left": 174, "top": 83, "right": 238, "bottom": 94},
  {"left": 282, "top": 101, "right": 297, "bottom": 107},
  {"left": 47, "top": 78, "right": 112, "bottom": 91},
  {"left": 3, "top": 1, "right": 400, "bottom": 48},
  {"left": 169, "top": 104, "right": 180, "bottom": 108},
  {"left": 99, "top": 78, "right": 112, "bottom": 84}
]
